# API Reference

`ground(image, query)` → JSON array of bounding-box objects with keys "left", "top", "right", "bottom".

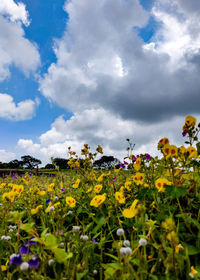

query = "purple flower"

[
  {"left": 46, "top": 198, "right": 51, "bottom": 204},
  {"left": 29, "top": 173, "right": 32, "bottom": 177},
  {"left": 28, "top": 254, "right": 40, "bottom": 268},
  {"left": 10, "top": 254, "right": 23, "bottom": 265},
  {"left": 124, "top": 161, "right": 128, "bottom": 165},
  {"left": 19, "top": 244, "right": 31, "bottom": 255},
  {"left": 120, "top": 163, "right": 125, "bottom": 168},
  {"left": 113, "top": 177, "right": 116, "bottom": 181},
  {"left": 91, "top": 238, "right": 98, "bottom": 244},
  {"left": 145, "top": 154, "right": 151, "bottom": 160},
  {"left": 131, "top": 156, "right": 136, "bottom": 163},
  {"left": 61, "top": 188, "right": 66, "bottom": 192},
  {"left": 28, "top": 237, "right": 37, "bottom": 245},
  {"left": 182, "top": 130, "right": 187, "bottom": 137}
]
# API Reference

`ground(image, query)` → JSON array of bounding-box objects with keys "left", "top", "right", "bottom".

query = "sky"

[{"left": 0, "top": 0, "right": 200, "bottom": 166}]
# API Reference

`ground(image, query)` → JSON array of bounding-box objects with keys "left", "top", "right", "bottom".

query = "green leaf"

[
  {"left": 52, "top": 248, "right": 73, "bottom": 263},
  {"left": 20, "top": 222, "right": 35, "bottom": 233},
  {"left": 76, "top": 270, "right": 89, "bottom": 280},
  {"left": 45, "top": 234, "right": 57, "bottom": 248},
  {"left": 196, "top": 142, "right": 200, "bottom": 155},
  {"left": 92, "top": 217, "right": 106, "bottom": 234},
  {"left": 182, "top": 243, "right": 200, "bottom": 255},
  {"left": 165, "top": 186, "right": 187, "bottom": 198}
]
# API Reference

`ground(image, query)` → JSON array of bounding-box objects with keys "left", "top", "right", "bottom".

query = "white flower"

[
  {"left": 123, "top": 240, "right": 130, "bottom": 247},
  {"left": 80, "top": 235, "right": 89, "bottom": 241},
  {"left": 67, "top": 210, "right": 73, "bottom": 215},
  {"left": 54, "top": 196, "right": 59, "bottom": 200},
  {"left": 20, "top": 262, "right": 29, "bottom": 271},
  {"left": 120, "top": 247, "right": 132, "bottom": 256},
  {"left": 60, "top": 242, "right": 64, "bottom": 247},
  {"left": 1, "top": 235, "right": 6, "bottom": 240},
  {"left": 9, "top": 229, "right": 13, "bottom": 233},
  {"left": 72, "top": 226, "right": 80, "bottom": 232},
  {"left": 49, "top": 206, "right": 55, "bottom": 212},
  {"left": 48, "top": 259, "right": 54, "bottom": 266},
  {"left": 93, "top": 269, "right": 98, "bottom": 274},
  {"left": 139, "top": 238, "right": 147, "bottom": 246},
  {"left": 117, "top": 228, "right": 124, "bottom": 236},
  {"left": 5, "top": 236, "right": 11, "bottom": 241}
]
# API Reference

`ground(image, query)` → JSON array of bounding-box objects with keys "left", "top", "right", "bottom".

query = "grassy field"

[{"left": 0, "top": 116, "right": 200, "bottom": 280}]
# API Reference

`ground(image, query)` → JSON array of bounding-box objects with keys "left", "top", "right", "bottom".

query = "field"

[{"left": 0, "top": 116, "right": 200, "bottom": 280}]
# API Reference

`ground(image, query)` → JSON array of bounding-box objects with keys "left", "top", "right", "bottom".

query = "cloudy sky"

[{"left": 0, "top": 0, "right": 200, "bottom": 165}]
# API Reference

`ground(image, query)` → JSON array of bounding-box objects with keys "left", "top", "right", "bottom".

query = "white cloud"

[
  {"left": 39, "top": 0, "right": 200, "bottom": 125},
  {"left": 17, "top": 109, "right": 189, "bottom": 165},
  {"left": 0, "top": 0, "right": 29, "bottom": 26},
  {"left": 0, "top": 1, "right": 40, "bottom": 81},
  {"left": 0, "top": 93, "right": 39, "bottom": 121},
  {"left": 147, "top": 0, "right": 200, "bottom": 70},
  {"left": 0, "top": 149, "right": 15, "bottom": 162}
]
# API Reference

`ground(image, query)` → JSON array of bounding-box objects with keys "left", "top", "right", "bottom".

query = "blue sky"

[{"left": 0, "top": 0, "right": 200, "bottom": 165}]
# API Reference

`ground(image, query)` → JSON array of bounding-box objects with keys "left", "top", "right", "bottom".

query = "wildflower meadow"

[{"left": 0, "top": 116, "right": 200, "bottom": 280}]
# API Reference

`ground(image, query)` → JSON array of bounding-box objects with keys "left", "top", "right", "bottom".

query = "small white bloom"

[
  {"left": 54, "top": 196, "right": 59, "bottom": 200},
  {"left": 49, "top": 206, "right": 55, "bottom": 212},
  {"left": 48, "top": 259, "right": 54, "bottom": 266},
  {"left": 80, "top": 235, "right": 89, "bottom": 241},
  {"left": 1, "top": 235, "right": 6, "bottom": 240},
  {"left": 139, "top": 238, "right": 147, "bottom": 246},
  {"left": 12, "top": 226, "right": 17, "bottom": 230},
  {"left": 117, "top": 228, "right": 124, "bottom": 236},
  {"left": 93, "top": 269, "right": 98, "bottom": 274},
  {"left": 189, "top": 273, "right": 194, "bottom": 278},
  {"left": 20, "top": 262, "right": 29, "bottom": 271},
  {"left": 123, "top": 240, "right": 130, "bottom": 247},
  {"left": 67, "top": 210, "right": 73, "bottom": 215},
  {"left": 9, "top": 229, "right": 13, "bottom": 233},
  {"left": 45, "top": 233, "right": 50, "bottom": 237},
  {"left": 5, "top": 236, "right": 11, "bottom": 241},
  {"left": 60, "top": 242, "right": 64, "bottom": 247},
  {"left": 125, "top": 247, "right": 132, "bottom": 255},
  {"left": 120, "top": 247, "right": 132, "bottom": 256},
  {"left": 120, "top": 247, "right": 127, "bottom": 256},
  {"left": 72, "top": 226, "right": 80, "bottom": 232}
]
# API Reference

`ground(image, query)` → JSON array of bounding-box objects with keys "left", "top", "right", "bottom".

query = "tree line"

[{"left": 0, "top": 155, "right": 121, "bottom": 170}]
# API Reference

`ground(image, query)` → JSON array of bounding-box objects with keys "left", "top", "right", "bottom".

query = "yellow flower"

[
  {"left": 72, "top": 179, "right": 80, "bottom": 189},
  {"left": 155, "top": 178, "right": 172, "bottom": 192},
  {"left": 66, "top": 196, "right": 76, "bottom": 208},
  {"left": 0, "top": 183, "right": 6, "bottom": 189},
  {"left": 162, "top": 217, "right": 175, "bottom": 231},
  {"left": 189, "top": 266, "right": 198, "bottom": 278},
  {"left": 97, "top": 174, "right": 105, "bottom": 182},
  {"left": 47, "top": 183, "right": 55, "bottom": 192},
  {"left": 122, "top": 199, "right": 139, "bottom": 218},
  {"left": 134, "top": 158, "right": 141, "bottom": 171},
  {"left": 1, "top": 259, "right": 9, "bottom": 271},
  {"left": 88, "top": 171, "right": 96, "bottom": 180},
  {"left": 167, "top": 231, "right": 179, "bottom": 244},
  {"left": 158, "top": 137, "right": 170, "bottom": 149},
  {"left": 115, "top": 192, "right": 126, "bottom": 204},
  {"left": 94, "top": 184, "right": 103, "bottom": 193},
  {"left": 185, "top": 116, "right": 196, "bottom": 127},
  {"left": 90, "top": 193, "right": 106, "bottom": 207},
  {"left": 124, "top": 181, "right": 132, "bottom": 191},
  {"left": 31, "top": 205, "right": 43, "bottom": 215},
  {"left": 38, "top": 190, "right": 46, "bottom": 196},
  {"left": 187, "top": 146, "right": 198, "bottom": 159},
  {"left": 175, "top": 244, "right": 184, "bottom": 253},
  {"left": 86, "top": 187, "right": 92, "bottom": 193},
  {"left": 96, "top": 145, "right": 103, "bottom": 154},
  {"left": 133, "top": 173, "right": 145, "bottom": 185}
]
